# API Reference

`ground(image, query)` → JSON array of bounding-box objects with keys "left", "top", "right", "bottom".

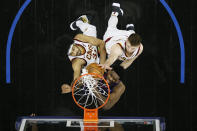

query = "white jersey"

[
  {"left": 104, "top": 31, "right": 140, "bottom": 61},
  {"left": 118, "top": 41, "right": 141, "bottom": 61},
  {"left": 68, "top": 39, "right": 99, "bottom": 66}
]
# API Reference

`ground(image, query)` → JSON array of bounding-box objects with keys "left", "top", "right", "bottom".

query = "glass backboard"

[{"left": 15, "top": 116, "right": 165, "bottom": 131}]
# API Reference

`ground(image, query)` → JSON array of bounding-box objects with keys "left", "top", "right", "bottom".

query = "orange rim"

[{"left": 72, "top": 73, "right": 110, "bottom": 111}]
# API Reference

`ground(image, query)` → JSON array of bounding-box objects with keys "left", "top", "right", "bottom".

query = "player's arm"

[
  {"left": 74, "top": 34, "right": 106, "bottom": 64},
  {"left": 120, "top": 44, "right": 143, "bottom": 69},
  {"left": 72, "top": 58, "right": 86, "bottom": 81},
  {"left": 102, "top": 81, "right": 125, "bottom": 110},
  {"left": 60, "top": 57, "right": 86, "bottom": 94},
  {"left": 103, "top": 44, "right": 123, "bottom": 68},
  {"left": 97, "top": 40, "right": 106, "bottom": 64}
]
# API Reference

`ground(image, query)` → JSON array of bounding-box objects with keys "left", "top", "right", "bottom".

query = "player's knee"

[{"left": 102, "top": 104, "right": 111, "bottom": 111}]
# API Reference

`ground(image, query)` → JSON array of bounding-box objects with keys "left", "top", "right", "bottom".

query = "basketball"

[{"left": 86, "top": 63, "right": 104, "bottom": 76}]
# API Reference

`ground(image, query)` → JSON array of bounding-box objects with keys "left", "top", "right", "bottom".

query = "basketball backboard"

[{"left": 16, "top": 116, "right": 165, "bottom": 131}]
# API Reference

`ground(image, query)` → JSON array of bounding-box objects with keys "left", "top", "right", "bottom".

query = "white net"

[{"left": 73, "top": 72, "right": 109, "bottom": 109}]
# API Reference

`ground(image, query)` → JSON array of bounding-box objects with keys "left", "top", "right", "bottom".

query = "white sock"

[
  {"left": 112, "top": 3, "right": 120, "bottom": 7},
  {"left": 76, "top": 20, "right": 83, "bottom": 27}
]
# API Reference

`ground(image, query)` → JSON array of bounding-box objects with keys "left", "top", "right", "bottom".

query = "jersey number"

[{"left": 86, "top": 45, "right": 97, "bottom": 60}]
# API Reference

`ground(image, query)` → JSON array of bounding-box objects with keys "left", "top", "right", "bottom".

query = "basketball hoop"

[{"left": 72, "top": 73, "right": 110, "bottom": 131}]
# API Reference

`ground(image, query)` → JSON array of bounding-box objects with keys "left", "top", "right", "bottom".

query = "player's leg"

[
  {"left": 112, "top": 23, "right": 136, "bottom": 36},
  {"left": 76, "top": 21, "right": 97, "bottom": 37},
  {"left": 103, "top": 3, "right": 123, "bottom": 40},
  {"left": 105, "top": 22, "right": 136, "bottom": 39},
  {"left": 108, "top": 3, "right": 123, "bottom": 28},
  {"left": 70, "top": 15, "right": 90, "bottom": 30},
  {"left": 70, "top": 15, "right": 97, "bottom": 37},
  {"left": 104, "top": 3, "right": 137, "bottom": 40}
]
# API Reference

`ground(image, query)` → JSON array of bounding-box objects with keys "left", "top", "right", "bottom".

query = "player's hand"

[
  {"left": 61, "top": 84, "right": 72, "bottom": 94},
  {"left": 99, "top": 64, "right": 112, "bottom": 71}
]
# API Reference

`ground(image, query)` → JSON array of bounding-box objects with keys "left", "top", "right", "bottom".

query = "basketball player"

[
  {"left": 102, "top": 70, "right": 125, "bottom": 110},
  {"left": 61, "top": 70, "right": 125, "bottom": 111},
  {"left": 61, "top": 15, "right": 106, "bottom": 91},
  {"left": 101, "top": 3, "right": 143, "bottom": 70}
]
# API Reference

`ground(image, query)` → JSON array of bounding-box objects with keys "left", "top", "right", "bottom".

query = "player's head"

[
  {"left": 126, "top": 33, "right": 142, "bottom": 52},
  {"left": 68, "top": 44, "right": 81, "bottom": 56},
  {"left": 106, "top": 71, "right": 120, "bottom": 83}
]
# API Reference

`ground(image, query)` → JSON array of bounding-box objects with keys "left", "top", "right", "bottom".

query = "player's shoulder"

[
  {"left": 112, "top": 43, "right": 123, "bottom": 50},
  {"left": 74, "top": 33, "right": 83, "bottom": 39},
  {"left": 111, "top": 44, "right": 123, "bottom": 55},
  {"left": 74, "top": 34, "right": 91, "bottom": 43},
  {"left": 139, "top": 43, "right": 143, "bottom": 53}
]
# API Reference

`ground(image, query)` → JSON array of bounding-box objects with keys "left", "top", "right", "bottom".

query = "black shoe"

[
  {"left": 126, "top": 24, "right": 135, "bottom": 31},
  {"left": 70, "top": 15, "right": 90, "bottom": 30},
  {"left": 112, "top": 3, "right": 124, "bottom": 16},
  {"left": 70, "top": 21, "right": 78, "bottom": 30}
]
